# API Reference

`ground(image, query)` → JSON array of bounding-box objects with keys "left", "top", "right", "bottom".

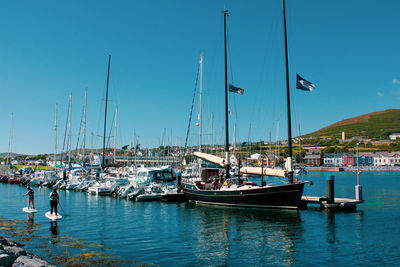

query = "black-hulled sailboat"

[{"left": 183, "top": 3, "right": 308, "bottom": 209}]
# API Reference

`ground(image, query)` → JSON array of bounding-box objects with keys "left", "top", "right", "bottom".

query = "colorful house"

[
  {"left": 354, "top": 152, "right": 374, "bottom": 166},
  {"left": 344, "top": 154, "right": 354, "bottom": 166},
  {"left": 323, "top": 153, "right": 346, "bottom": 167}
]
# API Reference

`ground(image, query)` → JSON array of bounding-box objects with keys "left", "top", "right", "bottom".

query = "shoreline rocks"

[{"left": 0, "top": 236, "right": 53, "bottom": 267}]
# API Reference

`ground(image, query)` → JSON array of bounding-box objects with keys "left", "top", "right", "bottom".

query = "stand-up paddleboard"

[
  {"left": 22, "top": 207, "right": 37, "bottom": 213},
  {"left": 45, "top": 211, "right": 62, "bottom": 220}
]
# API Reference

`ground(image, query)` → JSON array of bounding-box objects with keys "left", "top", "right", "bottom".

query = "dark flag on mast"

[
  {"left": 229, "top": 84, "right": 244, "bottom": 95},
  {"left": 296, "top": 74, "right": 315, "bottom": 91}
]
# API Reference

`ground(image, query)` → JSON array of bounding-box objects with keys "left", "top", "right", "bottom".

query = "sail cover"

[
  {"left": 193, "top": 152, "right": 226, "bottom": 167},
  {"left": 240, "top": 166, "right": 286, "bottom": 178}
]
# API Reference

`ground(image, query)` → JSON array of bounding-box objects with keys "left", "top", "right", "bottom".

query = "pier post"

[
  {"left": 176, "top": 171, "right": 182, "bottom": 193},
  {"left": 326, "top": 175, "right": 335, "bottom": 204},
  {"left": 355, "top": 184, "right": 363, "bottom": 201}
]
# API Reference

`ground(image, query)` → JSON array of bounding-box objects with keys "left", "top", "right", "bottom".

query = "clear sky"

[{"left": 1, "top": 0, "right": 399, "bottom": 155}]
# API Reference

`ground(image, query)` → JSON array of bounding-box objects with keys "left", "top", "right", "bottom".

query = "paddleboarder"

[
  {"left": 49, "top": 187, "right": 59, "bottom": 216},
  {"left": 22, "top": 185, "right": 35, "bottom": 210}
]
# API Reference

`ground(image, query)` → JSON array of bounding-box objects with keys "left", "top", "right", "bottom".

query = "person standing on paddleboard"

[
  {"left": 22, "top": 185, "right": 35, "bottom": 210},
  {"left": 49, "top": 187, "right": 59, "bottom": 216}
]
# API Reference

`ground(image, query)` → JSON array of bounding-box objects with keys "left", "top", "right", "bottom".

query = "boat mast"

[
  {"left": 233, "top": 124, "right": 237, "bottom": 151},
  {"left": 269, "top": 130, "right": 272, "bottom": 167},
  {"left": 114, "top": 106, "right": 118, "bottom": 164},
  {"left": 102, "top": 55, "right": 111, "bottom": 169},
  {"left": 282, "top": 0, "right": 294, "bottom": 183},
  {"left": 7, "top": 113, "right": 13, "bottom": 168},
  {"left": 298, "top": 121, "right": 301, "bottom": 164},
  {"left": 199, "top": 53, "right": 203, "bottom": 153},
  {"left": 83, "top": 88, "right": 87, "bottom": 162},
  {"left": 223, "top": 10, "right": 230, "bottom": 179},
  {"left": 211, "top": 112, "right": 214, "bottom": 150},
  {"left": 54, "top": 104, "right": 58, "bottom": 167},
  {"left": 68, "top": 93, "right": 72, "bottom": 164},
  {"left": 134, "top": 130, "right": 137, "bottom": 166}
]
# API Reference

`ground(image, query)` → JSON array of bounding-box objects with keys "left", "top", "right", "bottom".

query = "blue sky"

[{"left": 1, "top": 0, "right": 399, "bottom": 155}]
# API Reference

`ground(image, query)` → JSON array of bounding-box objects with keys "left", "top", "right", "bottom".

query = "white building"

[
  {"left": 374, "top": 152, "right": 400, "bottom": 166},
  {"left": 323, "top": 153, "right": 345, "bottom": 167},
  {"left": 389, "top": 133, "right": 400, "bottom": 140}
]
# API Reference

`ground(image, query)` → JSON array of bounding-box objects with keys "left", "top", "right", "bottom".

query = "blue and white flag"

[
  {"left": 296, "top": 74, "right": 315, "bottom": 91},
  {"left": 229, "top": 84, "right": 244, "bottom": 95}
]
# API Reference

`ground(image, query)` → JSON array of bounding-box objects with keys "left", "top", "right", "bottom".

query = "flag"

[
  {"left": 229, "top": 84, "right": 244, "bottom": 95},
  {"left": 296, "top": 74, "right": 315, "bottom": 91}
]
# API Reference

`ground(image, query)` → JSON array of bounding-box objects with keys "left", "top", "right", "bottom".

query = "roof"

[
  {"left": 306, "top": 148, "right": 321, "bottom": 155},
  {"left": 304, "top": 154, "right": 321, "bottom": 160}
]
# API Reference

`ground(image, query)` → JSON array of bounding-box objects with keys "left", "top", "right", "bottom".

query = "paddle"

[{"left": 58, "top": 202, "right": 68, "bottom": 216}]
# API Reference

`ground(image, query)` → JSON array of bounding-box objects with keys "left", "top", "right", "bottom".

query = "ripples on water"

[{"left": 0, "top": 171, "right": 399, "bottom": 266}]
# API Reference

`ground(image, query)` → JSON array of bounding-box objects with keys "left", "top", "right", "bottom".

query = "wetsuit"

[
  {"left": 28, "top": 189, "right": 34, "bottom": 200},
  {"left": 49, "top": 191, "right": 59, "bottom": 215}
]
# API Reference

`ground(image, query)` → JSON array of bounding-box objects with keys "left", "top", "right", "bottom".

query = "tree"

[
  {"left": 121, "top": 144, "right": 129, "bottom": 150},
  {"left": 295, "top": 151, "right": 306, "bottom": 163}
]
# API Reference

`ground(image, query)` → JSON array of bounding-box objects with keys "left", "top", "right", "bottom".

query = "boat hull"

[
  {"left": 183, "top": 182, "right": 305, "bottom": 209},
  {"left": 161, "top": 192, "right": 187, "bottom": 202}
]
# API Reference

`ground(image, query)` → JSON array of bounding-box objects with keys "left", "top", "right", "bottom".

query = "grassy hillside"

[{"left": 307, "top": 109, "right": 400, "bottom": 139}]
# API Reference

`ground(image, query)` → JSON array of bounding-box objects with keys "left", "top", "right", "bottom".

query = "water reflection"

[
  {"left": 324, "top": 209, "right": 365, "bottom": 260},
  {"left": 50, "top": 221, "right": 59, "bottom": 244},
  {"left": 190, "top": 205, "right": 303, "bottom": 266},
  {"left": 27, "top": 213, "right": 34, "bottom": 224},
  {"left": 326, "top": 211, "right": 337, "bottom": 245},
  {"left": 24, "top": 213, "right": 37, "bottom": 241}
]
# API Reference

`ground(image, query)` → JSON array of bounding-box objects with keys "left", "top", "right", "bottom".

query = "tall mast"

[
  {"left": 54, "top": 104, "right": 58, "bottom": 167},
  {"left": 223, "top": 10, "right": 230, "bottom": 179},
  {"left": 7, "top": 113, "right": 13, "bottom": 167},
  {"left": 211, "top": 112, "right": 214, "bottom": 150},
  {"left": 68, "top": 93, "right": 72, "bottom": 163},
  {"left": 269, "top": 130, "right": 272, "bottom": 167},
  {"left": 83, "top": 88, "right": 87, "bottom": 161},
  {"left": 134, "top": 130, "right": 137, "bottom": 166},
  {"left": 102, "top": 55, "right": 111, "bottom": 169},
  {"left": 199, "top": 53, "right": 204, "bottom": 152},
  {"left": 282, "top": 0, "right": 294, "bottom": 183},
  {"left": 113, "top": 106, "right": 118, "bottom": 164},
  {"left": 233, "top": 124, "right": 237, "bottom": 151},
  {"left": 298, "top": 121, "right": 301, "bottom": 164}
]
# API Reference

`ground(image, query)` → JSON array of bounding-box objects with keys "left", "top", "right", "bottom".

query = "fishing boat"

[{"left": 183, "top": 3, "right": 310, "bottom": 209}]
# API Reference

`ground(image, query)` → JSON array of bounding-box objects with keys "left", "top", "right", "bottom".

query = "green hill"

[{"left": 307, "top": 109, "right": 400, "bottom": 140}]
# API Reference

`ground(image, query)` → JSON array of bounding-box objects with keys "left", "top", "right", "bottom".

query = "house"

[
  {"left": 354, "top": 152, "right": 374, "bottom": 166},
  {"left": 323, "top": 154, "right": 334, "bottom": 166},
  {"left": 389, "top": 133, "right": 400, "bottom": 140},
  {"left": 248, "top": 154, "right": 281, "bottom": 167},
  {"left": 344, "top": 154, "right": 354, "bottom": 166},
  {"left": 387, "top": 152, "right": 400, "bottom": 166},
  {"left": 304, "top": 149, "right": 322, "bottom": 166},
  {"left": 373, "top": 152, "right": 393, "bottom": 166},
  {"left": 323, "top": 153, "right": 346, "bottom": 167}
]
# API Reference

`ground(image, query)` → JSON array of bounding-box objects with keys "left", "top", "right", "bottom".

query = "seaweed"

[{"left": 0, "top": 217, "right": 138, "bottom": 266}]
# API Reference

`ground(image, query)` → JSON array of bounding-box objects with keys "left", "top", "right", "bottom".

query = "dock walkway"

[{"left": 300, "top": 196, "right": 364, "bottom": 211}]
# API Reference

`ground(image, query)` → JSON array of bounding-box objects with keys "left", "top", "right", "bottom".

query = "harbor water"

[{"left": 0, "top": 171, "right": 399, "bottom": 266}]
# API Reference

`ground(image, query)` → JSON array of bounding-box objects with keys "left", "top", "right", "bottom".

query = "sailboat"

[{"left": 182, "top": 3, "right": 309, "bottom": 209}]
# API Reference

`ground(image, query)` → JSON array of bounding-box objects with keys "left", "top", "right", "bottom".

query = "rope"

[
  {"left": 182, "top": 61, "right": 201, "bottom": 166},
  {"left": 62, "top": 97, "right": 70, "bottom": 152}
]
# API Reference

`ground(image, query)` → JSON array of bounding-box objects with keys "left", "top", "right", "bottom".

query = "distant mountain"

[{"left": 306, "top": 109, "right": 400, "bottom": 140}]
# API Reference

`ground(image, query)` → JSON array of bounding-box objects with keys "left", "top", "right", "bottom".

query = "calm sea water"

[{"left": 0, "top": 171, "right": 399, "bottom": 266}]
